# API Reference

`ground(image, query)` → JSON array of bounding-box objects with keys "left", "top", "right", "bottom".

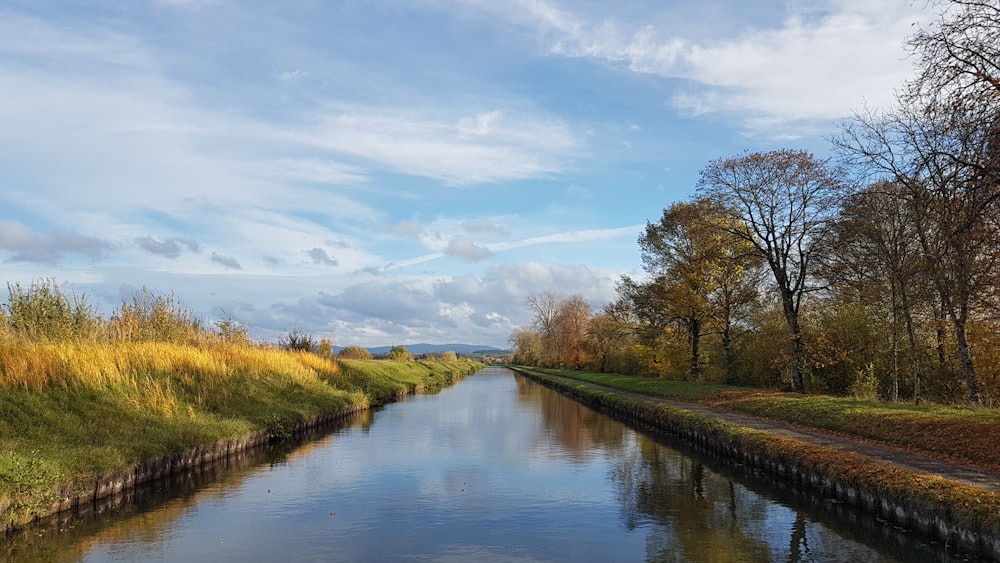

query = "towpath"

[{"left": 533, "top": 372, "right": 1000, "bottom": 494}]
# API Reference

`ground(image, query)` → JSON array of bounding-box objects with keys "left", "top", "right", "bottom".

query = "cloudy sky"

[{"left": 0, "top": 0, "right": 931, "bottom": 348}]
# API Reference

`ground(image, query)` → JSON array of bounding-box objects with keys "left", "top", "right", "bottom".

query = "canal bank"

[
  {"left": 511, "top": 367, "right": 1000, "bottom": 561},
  {"left": 2, "top": 359, "right": 481, "bottom": 535},
  {"left": 7, "top": 366, "right": 966, "bottom": 562}
]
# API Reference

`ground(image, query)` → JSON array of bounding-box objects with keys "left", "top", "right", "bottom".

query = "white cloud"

[
  {"left": 215, "top": 261, "right": 620, "bottom": 346},
  {"left": 462, "top": 0, "right": 928, "bottom": 132},
  {"left": 302, "top": 104, "right": 580, "bottom": 186}
]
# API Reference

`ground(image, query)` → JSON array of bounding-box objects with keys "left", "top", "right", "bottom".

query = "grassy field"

[
  {"left": 518, "top": 367, "right": 1000, "bottom": 472},
  {"left": 0, "top": 339, "right": 482, "bottom": 526}
]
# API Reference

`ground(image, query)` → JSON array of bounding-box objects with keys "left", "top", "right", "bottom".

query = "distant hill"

[{"left": 333, "top": 343, "right": 509, "bottom": 356}]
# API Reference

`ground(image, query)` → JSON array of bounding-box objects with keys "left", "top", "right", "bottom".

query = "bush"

[
  {"left": 4, "top": 279, "right": 98, "bottom": 341},
  {"left": 388, "top": 345, "right": 411, "bottom": 361},
  {"left": 109, "top": 288, "right": 200, "bottom": 343},
  {"left": 338, "top": 345, "right": 373, "bottom": 360},
  {"left": 281, "top": 329, "right": 314, "bottom": 352},
  {"left": 318, "top": 338, "right": 334, "bottom": 360},
  {"left": 214, "top": 316, "right": 251, "bottom": 345}
]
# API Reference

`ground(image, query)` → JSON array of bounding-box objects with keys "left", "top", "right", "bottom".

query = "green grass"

[
  {"left": 0, "top": 342, "right": 482, "bottom": 526},
  {"left": 516, "top": 367, "right": 1000, "bottom": 471}
]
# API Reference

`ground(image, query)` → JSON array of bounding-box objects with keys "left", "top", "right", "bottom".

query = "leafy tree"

[
  {"left": 509, "top": 326, "right": 543, "bottom": 365},
  {"left": 638, "top": 199, "right": 764, "bottom": 380},
  {"left": 318, "top": 337, "right": 334, "bottom": 359},
  {"left": 697, "top": 150, "right": 849, "bottom": 392},
  {"left": 586, "top": 302, "right": 635, "bottom": 373},
  {"left": 554, "top": 295, "right": 591, "bottom": 369}
]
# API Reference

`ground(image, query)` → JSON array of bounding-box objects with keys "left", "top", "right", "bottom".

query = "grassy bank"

[
  {"left": 520, "top": 367, "right": 1000, "bottom": 472},
  {"left": 512, "top": 367, "right": 1000, "bottom": 557},
  {"left": 0, "top": 340, "right": 481, "bottom": 526}
]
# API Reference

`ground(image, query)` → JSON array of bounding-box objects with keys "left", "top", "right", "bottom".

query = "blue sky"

[{"left": 0, "top": 0, "right": 930, "bottom": 348}]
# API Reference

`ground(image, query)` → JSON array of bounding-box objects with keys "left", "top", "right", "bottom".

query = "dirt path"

[{"left": 540, "top": 373, "right": 1000, "bottom": 494}]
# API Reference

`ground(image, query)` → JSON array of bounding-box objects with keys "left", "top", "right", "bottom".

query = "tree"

[
  {"left": 528, "top": 292, "right": 565, "bottom": 367},
  {"left": 509, "top": 326, "right": 543, "bottom": 366},
  {"left": 637, "top": 199, "right": 762, "bottom": 380},
  {"left": 338, "top": 345, "right": 373, "bottom": 360},
  {"left": 697, "top": 150, "right": 849, "bottom": 392},
  {"left": 586, "top": 303, "right": 635, "bottom": 373},
  {"left": 825, "top": 181, "right": 929, "bottom": 402},
  {"left": 834, "top": 1, "right": 1000, "bottom": 404},
  {"left": 554, "top": 295, "right": 591, "bottom": 369}
]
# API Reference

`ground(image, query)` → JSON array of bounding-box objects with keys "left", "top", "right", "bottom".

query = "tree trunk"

[
  {"left": 900, "top": 288, "right": 922, "bottom": 404},
  {"left": 722, "top": 320, "right": 734, "bottom": 384},
  {"left": 781, "top": 290, "right": 805, "bottom": 392},
  {"left": 689, "top": 318, "right": 701, "bottom": 380},
  {"left": 953, "top": 317, "right": 981, "bottom": 405}
]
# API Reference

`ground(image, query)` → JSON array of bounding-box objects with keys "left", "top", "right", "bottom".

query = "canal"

[{"left": 3, "top": 367, "right": 975, "bottom": 561}]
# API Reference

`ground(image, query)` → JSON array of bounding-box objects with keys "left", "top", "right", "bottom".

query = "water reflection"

[{"left": 1, "top": 368, "right": 979, "bottom": 562}]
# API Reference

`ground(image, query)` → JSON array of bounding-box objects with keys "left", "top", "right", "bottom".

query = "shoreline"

[
  {"left": 511, "top": 367, "right": 1000, "bottom": 561},
  {"left": 3, "top": 375, "right": 462, "bottom": 536}
]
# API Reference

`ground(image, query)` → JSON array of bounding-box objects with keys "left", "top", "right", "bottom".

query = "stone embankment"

[{"left": 513, "top": 368, "right": 1000, "bottom": 561}]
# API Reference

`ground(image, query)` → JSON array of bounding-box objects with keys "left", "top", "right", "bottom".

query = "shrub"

[
  {"left": 388, "top": 345, "right": 411, "bottom": 361},
  {"left": 4, "top": 279, "right": 98, "bottom": 341},
  {"left": 338, "top": 345, "right": 372, "bottom": 360},
  {"left": 108, "top": 288, "right": 200, "bottom": 343},
  {"left": 318, "top": 338, "right": 334, "bottom": 360},
  {"left": 281, "top": 329, "right": 314, "bottom": 352},
  {"left": 214, "top": 315, "right": 251, "bottom": 345}
]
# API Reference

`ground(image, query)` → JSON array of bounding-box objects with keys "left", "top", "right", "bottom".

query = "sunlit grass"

[{"left": 0, "top": 338, "right": 482, "bottom": 525}]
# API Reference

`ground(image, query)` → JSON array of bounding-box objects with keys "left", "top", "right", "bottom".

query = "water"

[{"left": 2, "top": 367, "right": 975, "bottom": 562}]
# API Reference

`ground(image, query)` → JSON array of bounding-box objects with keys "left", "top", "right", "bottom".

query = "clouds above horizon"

[{"left": 0, "top": 1, "right": 934, "bottom": 346}]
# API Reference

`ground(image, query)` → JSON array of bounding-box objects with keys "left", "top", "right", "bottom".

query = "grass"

[
  {"left": 518, "top": 367, "right": 1000, "bottom": 472},
  {"left": 0, "top": 339, "right": 482, "bottom": 525}
]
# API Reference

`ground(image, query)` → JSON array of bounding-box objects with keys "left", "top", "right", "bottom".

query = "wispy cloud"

[
  {"left": 210, "top": 253, "right": 242, "bottom": 270},
  {"left": 136, "top": 236, "right": 200, "bottom": 258},
  {"left": 461, "top": 0, "right": 926, "bottom": 132},
  {"left": 302, "top": 105, "right": 580, "bottom": 186},
  {"left": 0, "top": 220, "right": 110, "bottom": 265}
]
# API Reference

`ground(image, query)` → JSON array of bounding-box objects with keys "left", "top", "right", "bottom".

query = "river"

[{"left": 2, "top": 367, "right": 976, "bottom": 562}]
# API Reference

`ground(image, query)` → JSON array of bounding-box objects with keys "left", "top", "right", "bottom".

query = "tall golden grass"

[{"left": 0, "top": 340, "right": 341, "bottom": 391}]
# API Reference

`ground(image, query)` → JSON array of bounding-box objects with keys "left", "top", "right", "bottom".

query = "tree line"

[{"left": 510, "top": 1, "right": 1000, "bottom": 406}]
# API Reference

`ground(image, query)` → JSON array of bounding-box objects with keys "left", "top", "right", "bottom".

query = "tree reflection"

[
  {"left": 514, "top": 377, "right": 627, "bottom": 460},
  {"left": 609, "top": 433, "right": 917, "bottom": 562}
]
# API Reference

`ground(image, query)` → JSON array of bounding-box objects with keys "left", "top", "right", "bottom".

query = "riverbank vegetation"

[
  {"left": 510, "top": 1, "right": 1000, "bottom": 407},
  {"left": 513, "top": 367, "right": 1000, "bottom": 556},
  {"left": 0, "top": 279, "right": 482, "bottom": 526},
  {"left": 515, "top": 367, "right": 1000, "bottom": 472}
]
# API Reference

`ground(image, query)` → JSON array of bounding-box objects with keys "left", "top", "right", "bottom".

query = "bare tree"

[
  {"left": 833, "top": 1, "right": 1000, "bottom": 404},
  {"left": 825, "top": 181, "right": 929, "bottom": 402},
  {"left": 697, "top": 150, "right": 849, "bottom": 392}
]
